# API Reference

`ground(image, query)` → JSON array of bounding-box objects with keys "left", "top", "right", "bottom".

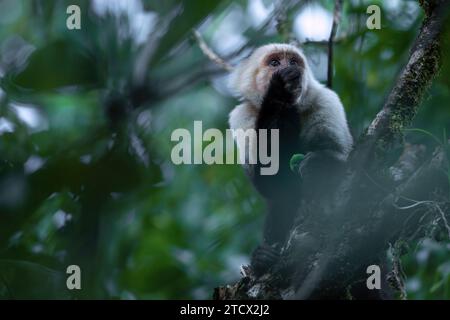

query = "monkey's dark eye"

[
  {"left": 289, "top": 58, "right": 299, "bottom": 66},
  {"left": 269, "top": 59, "right": 280, "bottom": 67}
]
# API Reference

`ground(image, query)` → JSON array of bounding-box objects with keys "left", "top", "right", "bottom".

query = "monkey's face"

[
  {"left": 228, "top": 44, "right": 308, "bottom": 107},
  {"left": 255, "top": 52, "right": 305, "bottom": 102}
]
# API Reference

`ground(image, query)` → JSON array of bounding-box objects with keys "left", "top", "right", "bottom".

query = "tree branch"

[
  {"left": 364, "top": 0, "right": 448, "bottom": 146},
  {"left": 327, "top": 0, "right": 343, "bottom": 88},
  {"left": 193, "top": 30, "right": 234, "bottom": 72}
]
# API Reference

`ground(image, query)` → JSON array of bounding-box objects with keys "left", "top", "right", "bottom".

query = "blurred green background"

[{"left": 0, "top": 0, "right": 449, "bottom": 299}]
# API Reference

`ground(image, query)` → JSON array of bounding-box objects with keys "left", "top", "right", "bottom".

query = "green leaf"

[
  {"left": 151, "top": 0, "right": 227, "bottom": 65},
  {"left": 12, "top": 40, "right": 98, "bottom": 91},
  {"left": 290, "top": 153, "right": 305, "bottom": 172},
  {"left": 0, "top": 260, "right": 70, "bottom": 299},
  {"left": 430, "top": 279, "right": 444, "bottom": 293}
]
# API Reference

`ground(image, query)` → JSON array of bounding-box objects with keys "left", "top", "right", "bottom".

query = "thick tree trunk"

[{"left": 214, "top": 0, "right": 450, "bottom": 300}]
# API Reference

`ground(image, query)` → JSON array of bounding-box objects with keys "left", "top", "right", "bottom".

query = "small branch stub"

[
  {"left": 193, "top": 30, "right": 234, "bottom": 72},
  {"left": 327, "top": 0, "right": 343, "bottom": 89}
]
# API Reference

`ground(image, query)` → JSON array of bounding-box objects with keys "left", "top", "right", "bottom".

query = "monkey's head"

[{"left": 229, "top": 43, "right": 311, "bottom": 107}]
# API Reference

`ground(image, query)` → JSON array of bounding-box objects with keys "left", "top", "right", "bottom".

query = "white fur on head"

[{"left": 228, "top": 43, "right": 314, "bottom": 107}]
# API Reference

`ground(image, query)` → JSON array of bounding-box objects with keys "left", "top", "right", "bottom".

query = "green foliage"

[
  {"left": 289, "top": 153, "right": 305, "bottom": 173},
  {"left": 13, "top": 40, "right": 99, "bottom": 91},
  {"left": 402, "top": 240, "right": 450, "bottom": 299}
]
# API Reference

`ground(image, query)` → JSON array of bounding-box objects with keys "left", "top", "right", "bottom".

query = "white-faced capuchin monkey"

[{"left": 228, "top": 43, "right": 353, "bottom": 276}]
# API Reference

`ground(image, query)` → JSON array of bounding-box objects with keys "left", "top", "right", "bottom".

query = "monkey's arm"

[
  {"left": 298, "top": 88, "right": 353, "bottom": 178},
  {"left": 248, "top": 68, "right": 305, "bottom": 275},
  {"left": 253, "top": 67, "right": 302, "bottom": 199}
]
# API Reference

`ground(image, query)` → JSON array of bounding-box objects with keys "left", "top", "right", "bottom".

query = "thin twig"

[
  {"left": 302, "top": 38, "right": 343, "bottom": 46},
  {"left": 327, "top": 0, "right": 343, "bottom": 89},
  {"left": 434, "top": 202, "right": 450, "bottom": 238},
  {"left": 394, "top": 199, "right": 450, "bottom": 238},
  {"left": 193, "top": 30, "right": 233, "bottom": 72},
  {"left": 275, "top": 0, "right": 290, "bottom": 41},
  {"left": 393, "top": 200, "right": 435, "bottom": 210}
]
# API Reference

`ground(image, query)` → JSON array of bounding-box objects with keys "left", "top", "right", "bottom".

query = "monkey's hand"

[
  {"left": 250, "top": 243, "right": 281, "bottom": 277},
  {"left": 265, "top": 66, "right": 302, "bottom": 105}
]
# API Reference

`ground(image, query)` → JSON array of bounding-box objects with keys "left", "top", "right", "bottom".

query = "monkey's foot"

[{"left": 250, "top": 244, "right": 280, "bottom": 277}]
